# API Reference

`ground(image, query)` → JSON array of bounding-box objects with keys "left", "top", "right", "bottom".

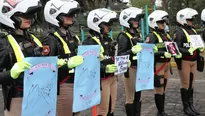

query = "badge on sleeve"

[{"left": 42, "top": 45, "right": 50, "bottom": 55}]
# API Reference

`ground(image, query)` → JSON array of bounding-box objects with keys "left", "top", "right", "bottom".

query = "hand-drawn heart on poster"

[
  {"left": 136, "top": 43, "right": 154, "bottom": 92},
  {"left": 73, "top": 45, "right": 101, "bottom": 112},
  {"left": 22, "top": 57, "right": 58, "bottom": 116}
]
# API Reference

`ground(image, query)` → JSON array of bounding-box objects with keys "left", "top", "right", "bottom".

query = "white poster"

[
  {"left": 114, "top": 55, "right": 129, "bottom": 75},
  {"left": 190, "top": 35, "right": 205, "bottom": 49}
]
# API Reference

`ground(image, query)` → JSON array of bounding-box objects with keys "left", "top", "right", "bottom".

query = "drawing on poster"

[
  {"left": 114, "top": 55, "right": 129, "bottom": 75},
  {"left": 165, "top": 42, "right": 180, "bottom": 56},
  {"left": 26, "top": 79, "right": 54, "bottom": 108},
  {"left": 190, "top": 35, "right": 205, "bottom": 49}
]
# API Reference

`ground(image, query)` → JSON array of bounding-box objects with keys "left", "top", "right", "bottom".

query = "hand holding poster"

[
  {"left": 73, "top": 45, "right": 101, "bottom": 112},
  {"left": 190, "top": 35, "right": 205, "bottom": 49},
  {"left": 136, "top": 43, "right": 154, "bottom": 92},
  {"left": 114, "top": 55, "right": 129, "bottom": 75},
  {"left": 22, "top": 57, "right": 58, "bottom": 116},
  {"left": 165, "top": 42, "right": 180, "bottom": 56}
]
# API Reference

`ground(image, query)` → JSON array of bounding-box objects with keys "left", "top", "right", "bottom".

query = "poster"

[
  {"left": 136, "top": 43, "right": 154, "bottom": 92},
  {"left": 22, "top": 57, "right": 58, "bottom": 116},
  {"left": 73, "top": 45, "right": 101, "bottom": 112},
  {"left": 114, "top": 55, "right": 129, "bottom": 75},
  {"left": 190, "top": 35, "right": 205, "bottom": 49},
  {"left": 165, "top": 42, "right": 180, "bottom": 56}
]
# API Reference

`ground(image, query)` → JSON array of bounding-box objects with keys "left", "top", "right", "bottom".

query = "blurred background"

[{"left": 10, "top": 0, "right": 205, "bottom": 40}]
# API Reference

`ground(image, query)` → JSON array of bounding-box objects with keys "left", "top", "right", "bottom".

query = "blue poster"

[
  {"left": 136, "top": 43, "right": 155, "bottom": 92},
  {"left": 22, "top": 57, "right": 58, "bottom": 116},
  {"left": 73, "top": 45, "right": 101, "bottom": 112}
]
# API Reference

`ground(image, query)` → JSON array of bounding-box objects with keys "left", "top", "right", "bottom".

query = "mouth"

[
  {"left": 80, "top": 90, "right": 97, "bottom": 100},
  {"left": 25, "top": 20, "right": 31, "bottom": 24},
  {"left": 138, "top": 77, "right": 151, "bottom": 83}
]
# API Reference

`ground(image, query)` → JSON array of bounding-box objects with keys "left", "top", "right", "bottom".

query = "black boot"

[
  {"left": 180, "top": 88, "right": 197, "bottom": 116},
  {"left": 155, "top": 94, "right": 168, "bottom": 116},
  {"left": 107, "top": 95, "right": 112, "bottom": 116},
  {"left": 125, "top": 104, "right": 135, "bottom": 116},
  {"left": 188, "top": 89, "right": 200, "bottom": 115},
  {"left": 134, "top": 101, "right": 141, "bottom": 116},
  {"left": 107, "top": 112, "right": 114, "bottom": 116},
  {"left": 134, "top": 92, "right": 141, "bottom": 116}
]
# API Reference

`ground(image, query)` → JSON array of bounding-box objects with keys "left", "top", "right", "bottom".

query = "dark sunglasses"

[
  {"left": 157, "top": 20, "right": 166, "bottom": 24},
  {"left": 17, "top": 13, "right": 34, "bottom": 19}
]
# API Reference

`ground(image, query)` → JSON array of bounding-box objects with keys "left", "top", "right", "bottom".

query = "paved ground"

[{"left": 0, "top": 68, "right": 204, "bottom": 116}]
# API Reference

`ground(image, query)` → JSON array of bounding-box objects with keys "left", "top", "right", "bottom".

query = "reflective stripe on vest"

[
  {"left": 153, "top": 31, "right": 172, "bottom": 42},
  {"left": 92, "top": 36, "right": 104, "bottom": 53},
  {"left": 124, "top": 32, "right": 143, "bottom": 46},
  {"left": 7, "top": 34, "right": 42, "bottom": 62},
  {"left": 153, "top": 31, "right": 163, "bottom": 43},
  {"left": 75, "top": 35, "right": 80, "bottom": 44},
  {"left": 31, "top": 34, "right": 43, "bottom": 47},
  {"left": 140, "top": 33, "right": 142, "bottom": 39},
  {"left": 181, "top": 28, "right": 197, "bottom": 43},
  {"left": 167, "top": 34, "right": 172, "bottom": 40},
  {"left": 125, "top": 32, "right": 134, "bottom": 46},
  {"left": 7, "top": 34, "right": 24, "bottom": 62},
  {"left": 54, "top": 32, "right": 71, "bottom": 54}
]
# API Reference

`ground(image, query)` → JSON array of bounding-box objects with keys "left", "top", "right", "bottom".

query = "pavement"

[{"left": 0, "top": 68, "right": 204, "bottom": 116}]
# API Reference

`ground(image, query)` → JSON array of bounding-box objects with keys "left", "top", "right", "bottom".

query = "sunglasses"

[
  {"left": 17, "top": 13, "right": 35, "bottom": 19},
  {"left": 157, "top": 20, "right": 166, "bottom": 24}
]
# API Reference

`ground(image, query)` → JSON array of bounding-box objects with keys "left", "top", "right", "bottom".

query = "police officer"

[
  {"left": 0, "top": 0, "right": 44, "bottom": 115},
  {"left": 83, "top": 8, "right": 119, "bottom": 116},
  {"left": 174, "top": 8, "right": 204, "bottom": 116},
  {"left": 146, "top": 10, "right": 180, "bottom": 116},
  {"left": 117, "top": 7, "right": 144, "bottom": 116},
  {"left": 43, "top": 0, "right": 84, "bottom": 116}
]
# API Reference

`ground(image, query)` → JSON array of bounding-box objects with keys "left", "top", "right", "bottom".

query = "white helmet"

[
  {"left": 201, "top": 9, "right": 205, "bottom": 22},
  {"left": 119, "top": 7, "right": 144, "bottom": 28},
  {"left": 148, "top": 10, "right": 168, "bottom": 29},
  {"left": 44, "top": 0, "right": 80, "bottom": 27},
  {"left": 176, "top": 8, "right": 198, "bottom": 26},
  {"left": 118, "top": 0, "right": 130, "bottom": 4},
  {"left": 0, "top": 0, "right": 42, "bottom": 29},
  {"left": 87, "top": 8, "right": 118, "bottom": 33}
]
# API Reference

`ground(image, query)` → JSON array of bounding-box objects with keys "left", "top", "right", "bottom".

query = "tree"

[
  {"left": 131, "top": 0, "right": 154, "bottom": 9},
  {"left": 166, "top": 0, "right": 204, "bottom": 25}
]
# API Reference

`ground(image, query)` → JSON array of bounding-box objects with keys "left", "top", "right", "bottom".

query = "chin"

[
  {"left": 133, "top": 25, "right": 138, "bottom": 28},
  {"left": 22, "top": 26, "right": 31, "bottom": 29}
]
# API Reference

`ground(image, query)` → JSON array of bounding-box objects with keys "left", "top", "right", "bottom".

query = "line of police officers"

[{"left": 0, "top": 0, "right": 204, "bottom": 116}]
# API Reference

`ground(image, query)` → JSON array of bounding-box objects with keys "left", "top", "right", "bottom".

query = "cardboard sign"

[
  {"left": 190, "top": 35, "right": 205, "bottom": 49},
  {"left": 114, "top": 55, "right": 129, "bottom": 75},
  {"left": 165, "top": 42, "right": 180, "bottom": 56}
]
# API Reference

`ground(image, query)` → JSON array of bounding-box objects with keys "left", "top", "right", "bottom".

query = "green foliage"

[
  {"left": 166, "top": 0, "right": 204, "bottom": 25},
  {"left": 131, "top": 0, "right": 154, "bottom": 9}
]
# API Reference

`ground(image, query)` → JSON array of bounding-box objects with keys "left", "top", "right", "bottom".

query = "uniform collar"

[{"left": 126, "top": 28, "right": 139, "bottom": 36}]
